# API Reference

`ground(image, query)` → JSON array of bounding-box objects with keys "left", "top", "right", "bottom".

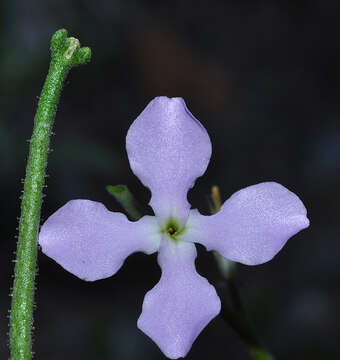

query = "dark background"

[{"left": 1, "top": 1, "right": 339, "bottom": 359}]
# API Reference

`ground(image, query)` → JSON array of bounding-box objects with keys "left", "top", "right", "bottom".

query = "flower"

[{"left": 39, "top": 97, "right": 310, "bottom": 359}]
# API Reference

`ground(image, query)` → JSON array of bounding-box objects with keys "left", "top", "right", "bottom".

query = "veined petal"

[
  {"left": 126, "top": 97, "right": 212, "bottom": 226},
  {"left": 39, "top": 200, "right": 161, "bottom": 281},
  {"left": 183, "top": 182, "right": 310, "bottom": 265},
  {"left": 137, "top": 239, "right": 221, "bottom": 359}
]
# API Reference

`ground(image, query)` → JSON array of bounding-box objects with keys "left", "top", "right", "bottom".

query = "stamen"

[{"left": 167, "top": 227, "right": 177, "bottom": 236}]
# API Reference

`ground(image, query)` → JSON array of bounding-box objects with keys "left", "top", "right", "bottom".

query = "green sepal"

[{"left": 106, "top": 185, "right": 142, "bottom": 221}]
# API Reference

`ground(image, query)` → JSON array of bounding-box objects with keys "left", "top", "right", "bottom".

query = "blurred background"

[{"left": 1, "top": 0, "right": 339, "bottom": 359}]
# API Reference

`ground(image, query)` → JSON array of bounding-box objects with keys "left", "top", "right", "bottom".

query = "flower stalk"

[
  {"left": 9, "top": 29, "right": 90, "bottom": 360},
  {"left": 210, "top": 186, "right": 275, "bottom": 360}
]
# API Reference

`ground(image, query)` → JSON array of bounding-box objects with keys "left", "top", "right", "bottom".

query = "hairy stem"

[{"left": 9, "top": 29, "right": 91, "bottom": 360}]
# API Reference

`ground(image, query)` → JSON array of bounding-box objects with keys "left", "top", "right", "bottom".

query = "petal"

[
  {"left": 126, "top": 97, "right": 212, "bottom": 226},
  {"left": 39, "top": 200, "right": 161, "bottom": 281},
  {"left": 183, "top": 182, "right": 310, "bottom": 265},
  {"left": 137, "top": 239, "right": 221, "bottom": 359}
]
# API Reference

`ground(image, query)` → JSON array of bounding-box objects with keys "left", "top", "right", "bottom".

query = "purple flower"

[{"left": 39, "top": 97, "right": 309, "bottom": 359}]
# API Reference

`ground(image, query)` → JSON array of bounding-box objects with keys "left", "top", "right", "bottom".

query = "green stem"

[
  {"left": 216, "top": 280, "right": 275, "bottom": 360},
  {"left": 9, "top": 29, "right": 91, "bottom": 360}
]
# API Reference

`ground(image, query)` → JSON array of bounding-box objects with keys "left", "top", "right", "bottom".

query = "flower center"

[
  {"left": 167, "top": 226, "right": 177, "bottom": 236},
  {"left": 162, "top": 218, "right": 185, "bottom": 242}
]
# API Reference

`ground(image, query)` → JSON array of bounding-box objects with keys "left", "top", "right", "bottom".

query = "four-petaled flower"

[{"left": 39, "top": 97, "right": 309, "bottom": 359}]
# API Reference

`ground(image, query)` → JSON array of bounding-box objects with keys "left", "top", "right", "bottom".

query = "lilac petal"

[
  {"left": 126, "top": 97, "right": 212, "bottom": 226},
  {"left": 183, "top": 182, "right": 310, "bottom": 265},
  {"left": 39, "top": 200, "right": 161, "bottom": 281},
  {"left": 137, "top": 239, "right": 221, "bottom": 359}
]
